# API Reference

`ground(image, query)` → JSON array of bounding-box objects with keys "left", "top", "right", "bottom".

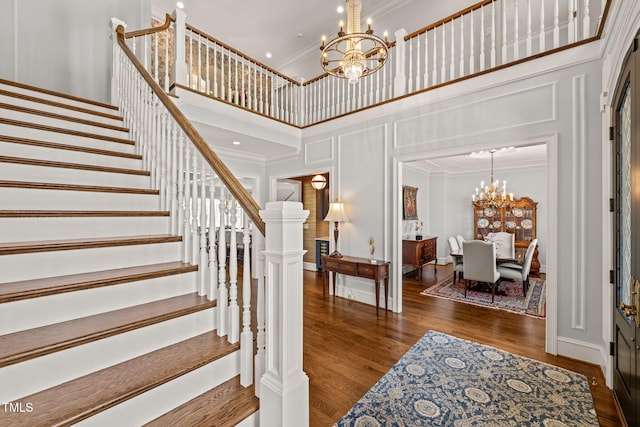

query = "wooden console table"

[
  {"left": 321, "top": 255, "right": 390, "bottom": 315},
  {"left": 402, "top": 236, "right": 437, "bottom": 280}
]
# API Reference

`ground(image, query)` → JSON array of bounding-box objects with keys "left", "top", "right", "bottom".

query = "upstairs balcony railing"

[{"left": 128, "top": 0, "right": 609, "bottom": 128}]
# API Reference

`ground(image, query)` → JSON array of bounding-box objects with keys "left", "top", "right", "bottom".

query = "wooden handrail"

[
  {"left": 186, "top": 23, "right": 301, "bottom": 87},
  {"left": 116, "top": 26, "right": 266, "bottom": 236},
  {"left": 405, "top": 0, "right": 495, "bottom": 41},
  {"left": 125, "top": 14, "right": 174, "bottom": 39}
]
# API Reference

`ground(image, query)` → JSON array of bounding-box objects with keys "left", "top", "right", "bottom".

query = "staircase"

[{"left": 0, "top": 79, "right": 258, "bottom": 426}]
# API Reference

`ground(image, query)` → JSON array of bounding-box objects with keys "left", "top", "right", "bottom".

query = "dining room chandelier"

[
  {"left": 320, "top": 0, "right": 389, "bottom": 84},
  {"left": 472, "top": 149, "right": 514, "bottom": 208}
]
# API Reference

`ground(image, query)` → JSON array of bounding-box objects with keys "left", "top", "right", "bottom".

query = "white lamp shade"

[{"left": 324, "top": 202, "right": 349, "bottom": 222}]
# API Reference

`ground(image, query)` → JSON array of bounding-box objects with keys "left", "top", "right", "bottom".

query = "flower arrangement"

[{"left": 415, "top": 220, "right": 423, "bottom": 239}]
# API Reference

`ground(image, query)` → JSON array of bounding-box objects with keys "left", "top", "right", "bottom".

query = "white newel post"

[
  {"left": 110, "top": 18, "right": 127, "bottom": 105},
  {"left": 172, "top": 8, "right": 188, "bottom": 91},
  {"left": 393, "top": 28, "right": 408, "bottom": 98},
  {"left": 259, "top": 202, "right": 309, "bottom": 427}
]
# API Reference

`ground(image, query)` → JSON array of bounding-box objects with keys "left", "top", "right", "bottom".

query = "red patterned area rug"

[{"left": 420, "top": 276, "right": 546, "bottom": 318}]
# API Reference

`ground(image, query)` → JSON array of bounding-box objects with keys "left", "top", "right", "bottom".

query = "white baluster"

[
  {"left": 568, "top": 0, "right": 576, "bottom": 44},
  {"left": 199, "top": 166, "right": 207, "bottom": 296},
  {"left": 469, "top": 11, "right": 475, "bottom": 74},
  {"left": 460, "top": 14, "right": 465, "bottom": 77},
  {"left": 182, "top": 145, "right": 192, "bottom": 263},
  {"left": 526, "top": 0, "right": 532, "bottom": 56},
  {"left": 205, "top": 37, "right": 210, "bottom": 94},
  {"left": 240, "top": 213, "right": 253, "bottom": 386},
  {"left": 197, "top": 32, "right": 202, "bottom": 91},
  {"left": 408, "top": 37, "right": 414, "bottom": 92},
  {"left": 188, "top": 29, "right": 193, "bottom": 89},
  {"left": 480, "top": 6, "right": 486, "bottom": 71},
  {"left": 491, "top": 2, "right": 497, "bottom": 68},
  {"left": 540, "top": 0, "right": 546, "bottom": 53},
  {"left": 234, "top": 52, "right": 239, "bottom": 104},
  {"left": 254, "top": 249, "right": 265, "bottom": 397},
  {"left": 227, "top": 51, "right": 232, "bottom": 102},
  {"left": 553, "top": 0, "right": 560, "bottom": 48},
  {"left": 514, "top": 0, "right": 520, "bottom": 60},
  {"left": 416, "top": 34, "right": 422, "bottom": 90},
  {"left": 450, "top": 20, "right": 455, "bottom": 80},
  {"left": 207, "top": 179, "right": 218, "bottom": 301},
  {"left": 424, "top": 31, "right": 429, "bottom": 89},
  {"left": 218, "top": 189, "right": 228, "bottom": 337},
  {"left": 213, "top": 43, "right": 218, "bottom": 98},
  {"left": 583, "top": 0, "right": 591, "bottom": 40},
  {"left": 502, "top": 0, "right": 508, "bottom": 64},
  {"left": 433, "top": 27, "right": 438, "bottom": 86},
  {"left": 228, "top": 200, "right": 239, "bottom": 344},
  {"left": 441, "top": 24, "right": 446, "bottom": 83},
  {"left": 177, "top": 132, "right": 185, "bottom": 244},
  {"left": 170, "top": 122, "right": 179, "bottom": 234},
  {"left": 191, "top": 152, "right": 199, "bottom": 265}
]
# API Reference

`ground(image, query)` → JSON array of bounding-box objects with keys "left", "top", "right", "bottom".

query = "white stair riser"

[
  {"left": 0, "top": 108, "right": 130, "bottom": 140},
  {"left": 0, "top": 83, "right": 119, "bottom": 116},
  {"left": 0, "top": 140, "right": 143, "bottom": 170},
  {"left": 0, "top": 307, "right": 218, "bottom": 402},
  {"left": 0, "top": 124, "right": 136, "bottom": 154},
  {"left": 0, "top": 241, "right": 183, "bottom": 282},
  {"left": 0, "top": 188, "right": 160, "bottom": 211},
  {"left": 75, "top": 351, "right": 239, "bottom": 427},
  {"left": 0, "top": 163, "right": 151, "bottom": 188},
  {"left": 0, "top": 216, "right": 171, "bottom": 241},
  {"left": 0, "top": 93, "right": 124, "bottom": 127},
  {"left": 0, "top": 271, "right": 198, "bottom": 334}
]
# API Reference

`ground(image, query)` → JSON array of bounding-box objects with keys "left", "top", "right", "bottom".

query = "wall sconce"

[
  {"left": 311, "top": 174, "right": 327, "bottom": 190},
  {"left": 324, "top": 199, "right": 349, "bottom": 257}
]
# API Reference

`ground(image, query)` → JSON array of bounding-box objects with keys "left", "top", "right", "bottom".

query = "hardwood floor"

[{"left": 303, "top": 264, "right": 623, "bottom": 426}]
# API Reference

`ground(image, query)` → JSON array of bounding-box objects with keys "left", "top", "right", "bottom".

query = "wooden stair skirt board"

[{"left": 0, "top": 79, "right": 255, "bottom": 425}]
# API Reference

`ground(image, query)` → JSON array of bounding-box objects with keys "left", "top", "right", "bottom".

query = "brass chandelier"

[
  {"left": 472, "top": 149, "right": 514, "bottom": 209},
  {"left": 320, "top": 0, "right": 389, "bottom": 84}
]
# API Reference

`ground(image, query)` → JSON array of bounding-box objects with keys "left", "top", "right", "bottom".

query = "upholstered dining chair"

[
  {"left": 493, "top": 232, "right": 515, "bottom": 260},
  {"left": 462, "top": 240, "right": 501, "bottom": 302},
  {"left": 447, "top": 237, "right": 464, "bottom": 285},
  {"left": 455, "top": 234, "right": 465, "bottom": 249},
  {"left": 497, "top": 239, "right": 538, "bottom": 296}
]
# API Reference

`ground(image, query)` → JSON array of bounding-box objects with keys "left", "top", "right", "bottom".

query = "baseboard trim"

[
  {"left": 556, "top": 336, "right": 606, "bottom": 368},
  {"left": 303, "top": 262, "right": 317, "bottom": 272}
]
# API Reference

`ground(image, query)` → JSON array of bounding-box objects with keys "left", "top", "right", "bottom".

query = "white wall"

[
  {"left": 421, "top": 164, "right": 548, "bottom": 267},
  {"left": 267, "top": 55, "right": 605, "bottom": 361},
  {"left": 0, "top": 0, "right": 150, "bottom": 103}
]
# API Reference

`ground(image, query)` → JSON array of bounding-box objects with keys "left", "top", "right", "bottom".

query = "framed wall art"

[{"left": 403, "top": 185, "right": 418, "bottom": 220}]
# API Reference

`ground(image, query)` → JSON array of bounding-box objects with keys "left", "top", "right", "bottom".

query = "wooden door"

[{"left": 612, "top": 34, "right": 640, "bottom": 427}]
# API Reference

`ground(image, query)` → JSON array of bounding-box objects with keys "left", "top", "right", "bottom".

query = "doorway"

[
  {"left": 611, "top": 32, "right": 640, "bottom": 426},
  {"left": 393, "top": 138, "right": 558, "bottom": 354}
]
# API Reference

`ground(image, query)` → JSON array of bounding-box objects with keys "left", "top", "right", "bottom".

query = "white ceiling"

[{"left": 151, "top": 0, "right": 479, "bottom": 81}]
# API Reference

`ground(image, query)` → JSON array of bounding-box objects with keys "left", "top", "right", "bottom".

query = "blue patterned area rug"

[
  {"left": 334, "top": 331, "right": 598, "bottom": 426},
  {"left": 420, "top": 276, "right": 546, "bottom": 318}
]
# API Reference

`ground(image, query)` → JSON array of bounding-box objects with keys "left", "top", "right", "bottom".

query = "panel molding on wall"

[
  {"left": 305, "top": 137, "right": 334, "bottom": 164},
  {"left": 393, "top": 82, "right": 558, "bottom": 149}
]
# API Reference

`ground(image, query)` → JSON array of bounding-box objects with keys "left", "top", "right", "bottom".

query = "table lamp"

[{"left": 324, "top": 200, "right": 349, "bottom": 257}]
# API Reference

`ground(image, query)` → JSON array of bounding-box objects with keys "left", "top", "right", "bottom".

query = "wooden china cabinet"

[{"left": 472, "top": 196, "right": 540, "bottom": 276}]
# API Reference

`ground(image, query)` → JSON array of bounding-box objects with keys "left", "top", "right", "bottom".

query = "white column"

[
  {"left": 172, "top": 8, "right": 188, "bottom": 91},
  {"left": 259, "top": 202, "right": 310, "bottom": 427},
  {"left": 110, "top": 18, "right": 127, "bottom": 105},
  {"left": 393, "top": 28, "right": 408, "bottom": 98}
]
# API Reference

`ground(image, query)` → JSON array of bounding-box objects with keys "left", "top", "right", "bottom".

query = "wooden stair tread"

[
  {"left": 2, "top": 331, "right": 237, "bottom": 426},
  {"left": 0, "top": 210, "right": 169, "bottom": 218},
  {"left": 0, "top": 102, "right": 129, "bottom": 133},
  {"left": 0, "top": 78, "right": 119, "bottom": 111},
  {"left": 0, "top": 261, "right": 197, "bottom": 303},
  {"left": 0, "top": 135, "right": 142, "bottom": 160},
  {"left": 0, "top": 234, "right": 181, "bottom": 256},
  {"left": 0, "top": 89, "right": 124, "bottom": 121},
  {"left": 0, "top": 118, "right": 134, "bottom": 145},
  {"left": 0, "top": 155, "right": 150, "bottom": 176},
  {"left": 0, "top": 179, "right": 158, "bottom": 194},
  {"left": 0, "top": 293, "right": 216, "bottom": 368},
  {"left": 145, "top": 377, "right": 258, "bottom": 426}
]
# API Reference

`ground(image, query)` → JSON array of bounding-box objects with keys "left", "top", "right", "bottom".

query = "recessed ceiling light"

[
  {"left": 176, "top": 2, "right": 185, "bottom": 9},
  {"left": 337, "top": 5, "right": 344, "bottom": 13},
  {"left": 266, "top": 52, "right": 272, "bottom": 58},
  {"left": 232, "top": 141, "right": 241, "bottom": 146}
]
